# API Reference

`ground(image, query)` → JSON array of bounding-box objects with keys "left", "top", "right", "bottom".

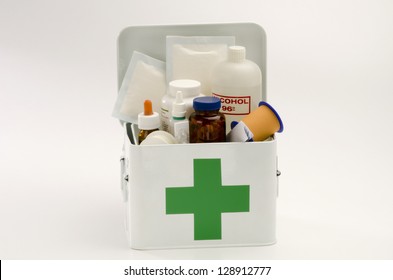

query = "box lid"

[{"left": 117, "top": 22, "right": 267, "bottom": 100}]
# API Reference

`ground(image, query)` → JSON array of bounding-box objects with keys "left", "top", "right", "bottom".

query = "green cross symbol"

[{"left": 166, "top": 158, "right": 250, "bottom": 240}]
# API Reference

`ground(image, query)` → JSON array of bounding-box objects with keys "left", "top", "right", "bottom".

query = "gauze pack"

[
  {"left": 112, "top": 51, "right": 166, "bottom": 124},
  {"left": 166, "top": 36, "right": 235, "bottom": 95}
]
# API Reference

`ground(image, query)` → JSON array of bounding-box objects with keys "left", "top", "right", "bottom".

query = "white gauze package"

[
  {"left": 112, "top": 51, "right": 166, "bottom": 124},
  {"left": 166, "top": 36, "right": 235, "bottom": 95}
]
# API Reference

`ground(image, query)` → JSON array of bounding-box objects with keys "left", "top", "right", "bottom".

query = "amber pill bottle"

[{"left": 189, "top": 96, "right": 226, "bottom": 143}]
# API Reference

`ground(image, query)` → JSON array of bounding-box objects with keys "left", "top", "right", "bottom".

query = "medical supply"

[
  {"left": 140, "top": 131, "right": 178, "bottom": 145},
  {"left": 118, "top": 22, "right": 280, "bottom": 250},
  {"left": 227, "top": 101, "right": 283, "bottom": 142},
  {"left": 189, "top": 96, "right": 226, "bottom": 143},
  {"left": 169, "top": 91, "right": 189, "bottom": 144},
  {"left": 212, "top": 46, "right": 262, "bottom": 132},
  {"left": 160, "top": 79, "right": 202, "bottom": 132},
  {"left": 112, "top": 51, "right": 166, "bottom": 124},
  {"left": 166, "top": 36, "right": 235, "bottom": 95},
  {"left": 138, "top": 100, "right": 160, "bottom": 143}
]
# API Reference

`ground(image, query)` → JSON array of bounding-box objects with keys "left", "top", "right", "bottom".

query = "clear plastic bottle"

[
  {"left": 189, "top": 96, "right": 226, "bottom": 143},
  {"left": 211, "top": 46, "right": 262, "bottom": 132},
  {"left": 160, "top": 79, "right": 202, "bottom": 132}
]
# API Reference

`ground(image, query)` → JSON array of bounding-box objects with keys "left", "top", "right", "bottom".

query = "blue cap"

[{"left": 193, "top": 96, "right": 221, "bottom": 111}]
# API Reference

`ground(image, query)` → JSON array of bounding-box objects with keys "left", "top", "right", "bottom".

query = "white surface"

[{"left": 1, "top": 0, "right": 393, "bottom": 259}]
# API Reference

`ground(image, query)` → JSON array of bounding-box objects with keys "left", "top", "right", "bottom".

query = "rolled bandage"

[{"left": 227, "top": 101, "right": 284, "bottom": 142}]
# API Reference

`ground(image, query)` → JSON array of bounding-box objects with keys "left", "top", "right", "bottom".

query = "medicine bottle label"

[
  {"left": 160, "top": 106, "right": 170, "bottom": 132},
  {"left": 212, "top": 93, "right": 251, "bottom": 115}
]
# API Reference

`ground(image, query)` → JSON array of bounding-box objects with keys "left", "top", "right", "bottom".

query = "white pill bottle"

[
  {"left": 211, "top": 46, "right": 262, "bottom": 132},
  {"left": 160, "top": 79, "right": 202, "bottom": 132}
]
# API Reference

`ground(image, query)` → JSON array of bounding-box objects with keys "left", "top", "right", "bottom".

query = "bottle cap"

[
  {"left": 138, "top": 100, "right": 160, "bottom": 130},
  {"left": 193, "top": 96, "right": 221, "bottom": 111},
  {"left": 228, "top": 46, "right": 246, "bottom": 62},
  {"left": 169, "top": 79, "right": 201, "bottom": 97}
]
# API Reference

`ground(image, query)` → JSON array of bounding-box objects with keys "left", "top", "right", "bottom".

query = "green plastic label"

[{"left": 166, "top": 158, "right": 250, "bottom": 240}]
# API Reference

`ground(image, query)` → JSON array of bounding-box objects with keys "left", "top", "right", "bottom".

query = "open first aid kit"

[{"left": 115, "top": 23, "right": 283, "bottom": 250}]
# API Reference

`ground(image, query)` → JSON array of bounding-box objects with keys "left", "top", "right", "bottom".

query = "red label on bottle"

[{"left": 212, "top": 93, "right": 251, "bottom": 115}]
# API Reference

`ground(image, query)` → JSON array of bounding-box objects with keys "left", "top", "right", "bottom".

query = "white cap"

[
  {"left": 172, "top": 91, "right": 186, "bottom": 119},
  {"left": 138, "top": 112, "right": 160, "bottom": 130},
  {"left": 138, "top": 100, "right": 160, "bottom": 130},
  {"left": 228, "top": 46, "right": 246, "bottom": 62},
  {"left": 169, "top": 79, "right": 201, "bottom": 97}
]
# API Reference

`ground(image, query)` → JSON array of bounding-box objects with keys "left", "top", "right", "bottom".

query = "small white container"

[
  {"left": 140, "top": 131, "right": 178, "bottom": 145},
  {"left": 212, "top": 46, "right": 262, "bottom": 132},
  {"left": 169, "top": 91, "right": 189, "bottom": 144},
  {"left": 161, "top": 79, "right": 202, "bottom": 132}
]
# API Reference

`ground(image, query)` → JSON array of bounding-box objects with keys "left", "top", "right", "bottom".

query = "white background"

[{"left": 1, "top": 0, "right": 392, "bottom": 259}]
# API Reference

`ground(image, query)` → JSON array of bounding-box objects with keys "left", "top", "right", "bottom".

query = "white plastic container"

[
  {"left": 117, "top": 23, "right": 278, "bottom": 250},
  {"left": 212, "top": 46, "right": 262, "bottom": 131},
  {"left": 160, "top": 79, "right": 202, "bottom": 132},
  {"left": 140, "top": 130, "right": 177, "bottom": 145},
  {"left": 169, "top": 91, "right": 189, "bottom": 144}
]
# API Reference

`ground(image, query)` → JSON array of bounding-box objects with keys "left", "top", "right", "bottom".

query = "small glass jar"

[{"left": 189, "top": 96, "right": 226, "bottom": 143}]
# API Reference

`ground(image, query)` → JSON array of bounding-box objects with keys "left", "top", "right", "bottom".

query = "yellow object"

[
  {"left": 242, "top": 102, "right": 282, "bottom": 141},
  {"left": 227, "top": 101, "right": 283, "bottom": 142}
]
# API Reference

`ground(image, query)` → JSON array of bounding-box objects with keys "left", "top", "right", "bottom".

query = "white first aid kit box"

[{"left": 118, "top": 23, "right": 280, "bottom": 250}]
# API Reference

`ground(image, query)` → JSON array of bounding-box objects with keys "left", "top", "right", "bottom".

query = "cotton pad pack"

[
  {"left": 112, "top": 51, "right": 166, "bottom": 124},
  {"left": 166, "top": 36, "right": 235, "bottom": 95}
]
